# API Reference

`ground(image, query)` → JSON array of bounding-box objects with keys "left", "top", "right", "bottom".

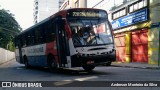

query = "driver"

[{"left": 85, "top": 26, "right": 95, "bottom": 43}]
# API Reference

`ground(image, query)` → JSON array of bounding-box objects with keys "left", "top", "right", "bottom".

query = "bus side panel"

[
  {"left": 46, "top": 41, "right": 59, "bottom": 64},
  {"left": 27, "top": 55, "right": 48, "bottom": 67},
  {"left": 22, "top": 44, "right": 48, "bottom": 67},
  {"left": 46, "top": 41, "right": 57, "bottom": 56}
]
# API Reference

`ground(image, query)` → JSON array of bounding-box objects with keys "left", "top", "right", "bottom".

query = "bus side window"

[
  {"left": 46, "top": 21, "right": 55, "bottom": 43},
  {"left": 31, "top": 30, "right": 35, "bottom": 45},
  {"left": 22, "top": 34, "right": 26, "bottom": 47},
  {"left": 19, "top": 36, "right": 23, "bottom": 47},
  {"left": 41, "top": 26, "right": 46, "bottom": 43},
  {"left": 25, "top": 33, "right": 29, "bottom": 46},
  {"left": 27, "top": 31, "right": 35, "bottom": 46},
  {"left": 27, "top": 32, "right": 31, "bottom": 46},
  {"left": 14, "top": 37, "right": 18, "bottom": 48},
  {"left": 35, "top": 28, "right": 40, "bottom": 44},
  {"left": 35, "top": 26, "right": 45, "bottom": 44},
  {"left": 50, "top": 22, "right": 55, "bottom": 41},
  {"left": 39, "top": 26, "right": 46, "bottom": 44},
  {"left": 16, "top": 37, "right": 21, "bottom": 48},
  {"left": 45, "top": 22, "right": 50, "bottom": 42}
]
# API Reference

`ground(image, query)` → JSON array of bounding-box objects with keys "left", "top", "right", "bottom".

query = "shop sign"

[{"left": 112, "top": 8, "right": 148, "bottom": 30}]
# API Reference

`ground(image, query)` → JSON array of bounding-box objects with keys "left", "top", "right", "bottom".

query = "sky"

[{"left": 0, "top": 0, "right": 34, "bottom": 30}]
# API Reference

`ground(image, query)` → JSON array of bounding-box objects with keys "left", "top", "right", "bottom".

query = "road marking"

[
  {"left": 74, "top": 76, "right": 98, "bottom": 81},
  {"left": 16, "top": 67, "right": 25, "bottom": 70},
  {"left": 54, "top": 81, "right": 73, "bottom": 86}
]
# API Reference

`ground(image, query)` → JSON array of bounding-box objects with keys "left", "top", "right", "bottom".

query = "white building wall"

[
  {"left": 79, "top": 0, "right": 87, "bottom": 8},
  {"left": 87, "top": 0, "right": 102, "bottom": 8},
  {"left": 0, "top": 48, "right": 15, "bottom": 64},
  {"left": 34, "top": 0, "right": 59, "bottom": 23},
  {"left": 87, "top": 0, "right": 124, "bottom": 21},
  {"left": 60, "top": 0, "right": 87, "bottom": 10},
  {"left": 59, "top": 0, "right": 70, "bottom": 10}
]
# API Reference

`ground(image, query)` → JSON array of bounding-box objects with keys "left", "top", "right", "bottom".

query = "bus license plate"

[{"left": 87, "top": 61, "right": 94, "bottom": 64}]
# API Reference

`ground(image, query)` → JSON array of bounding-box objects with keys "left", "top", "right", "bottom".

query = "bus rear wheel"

[
  {"left": 24, "top": 56, "right": 31, "bottom": 69},
  {"left": 48, "top": 56, "right": 57, "bottom": 72},
  {"left": 82, "top": 65, "right": 95, "bottom": 72}
]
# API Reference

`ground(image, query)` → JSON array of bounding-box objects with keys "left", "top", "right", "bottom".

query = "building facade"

[
  {"left": 111, "top": 0, "right": 149, "bottom": 63},
  {"left": 59, "top": 0, "right": 65, "bottom": 9},
  {"left": 34, "top": 0, "right": 59, "bottom": 24},
  {"left": 111, "top": 0, "right": 160, "bottom": 65},
  {"left": 59, "top": 0, "right": 87, "bottom": 10},
  {"left": 147, "top": 0, "right": 160, "bottom": 65}
]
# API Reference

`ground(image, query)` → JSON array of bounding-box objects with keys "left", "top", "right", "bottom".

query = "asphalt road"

[{"left": 0, "top": 60, "right": 160, "bottom": 90}]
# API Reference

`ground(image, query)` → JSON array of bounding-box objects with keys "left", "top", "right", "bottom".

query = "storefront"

[
  {"left": 111, "top": 0, "right": 150, "bottom": 63},
  {"left": 131, "top": 29, "right": 148, "bottom": 63}
]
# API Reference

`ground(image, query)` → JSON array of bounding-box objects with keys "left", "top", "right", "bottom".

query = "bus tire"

[
  {"left": 82, "top": 65, "right": 95, "bottom": 72},
  {"left": 105, "top": 62, "right": 112, "bottom": 66},
  {"left": 48, "top": 56, "right": 57, "bottom": 73},
  {"left": 24, "top": 56, "right": 31, "bottom": 69}
]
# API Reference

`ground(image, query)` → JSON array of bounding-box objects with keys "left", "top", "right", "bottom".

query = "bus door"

[{"left": 55, "top": 18, "right": 69, "bottom": 67}]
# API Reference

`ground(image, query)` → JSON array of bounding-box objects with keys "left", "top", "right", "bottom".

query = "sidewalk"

[
  {"left": 112, "top": 62, "right": 160, "bottom": 69},
  {"left": 0, "top": 58, "right": 15, "bottom": 65}
]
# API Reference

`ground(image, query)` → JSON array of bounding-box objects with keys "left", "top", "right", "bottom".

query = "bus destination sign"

[
  {"left": 67, "top": 10, "right": 107, "bottom": 18},
  {"left": 72, "top": 11, "right": 99, "bottom": 17}
]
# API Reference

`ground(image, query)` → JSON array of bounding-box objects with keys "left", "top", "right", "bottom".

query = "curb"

[{"left": 111, "top": 65, "right": 160, "bottom": 69}]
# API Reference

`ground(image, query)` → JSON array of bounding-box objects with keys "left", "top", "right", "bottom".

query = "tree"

[{"left": 0, "top": 9, "right": 22, "bottom": 51}]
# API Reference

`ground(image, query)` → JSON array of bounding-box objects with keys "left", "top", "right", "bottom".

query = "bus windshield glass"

[{"left": 68, "top": 18, "right": 113, "bottom": 46}]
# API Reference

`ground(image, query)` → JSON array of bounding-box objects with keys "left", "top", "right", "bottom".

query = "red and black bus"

[{"left": 15, "top": 8, "right": 116, "bottom": 72}]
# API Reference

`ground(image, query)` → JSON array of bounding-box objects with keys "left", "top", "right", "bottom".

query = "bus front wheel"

[
  {"left": 48, "top": 56, "right": 57, "bottom": 72},
  {"left": 82, "top": 65, "right": 95, "bottom": 72},
  {"left": 105, "top": 62, "right": 112, "bottom": 66}
]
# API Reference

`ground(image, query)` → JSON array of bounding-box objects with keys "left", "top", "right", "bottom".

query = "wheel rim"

[
  {"left": 51, "top": 61, "right": 55, "bottom": 68},
  {"left": 25, "top": 60, "right": 28, "bottom": 68},
  {"left": 48, "top": 56, "right": 57, "bottom": 72}
]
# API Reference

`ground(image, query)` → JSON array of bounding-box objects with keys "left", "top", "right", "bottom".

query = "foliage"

[{"left": 0, "top": 9, "right": 22, "bottom": 51}]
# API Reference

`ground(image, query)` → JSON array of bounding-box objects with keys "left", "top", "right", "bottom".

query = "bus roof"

[{"left": 16, "top": 8, "right": 107, "bottom": 36}]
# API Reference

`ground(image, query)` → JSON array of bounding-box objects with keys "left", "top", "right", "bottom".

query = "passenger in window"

[{"left": 72, "top": 27, "right": 85, "bottom": 45}]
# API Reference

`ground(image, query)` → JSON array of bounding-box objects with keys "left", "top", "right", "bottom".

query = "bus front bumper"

[{"left": 71, "top": 50, "right": 116, "bottom": 67}]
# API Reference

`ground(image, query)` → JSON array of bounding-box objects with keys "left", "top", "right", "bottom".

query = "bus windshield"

[{"left": 68, "top": 18, "right": 113, "bottom": 46}]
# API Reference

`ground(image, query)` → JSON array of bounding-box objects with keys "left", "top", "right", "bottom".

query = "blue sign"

[
  {"left": 151, "top": 22, "right": 160, "bottom": 28},
  {"left": 112, "top": 8, "right": 148, "bottom": 30}
]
